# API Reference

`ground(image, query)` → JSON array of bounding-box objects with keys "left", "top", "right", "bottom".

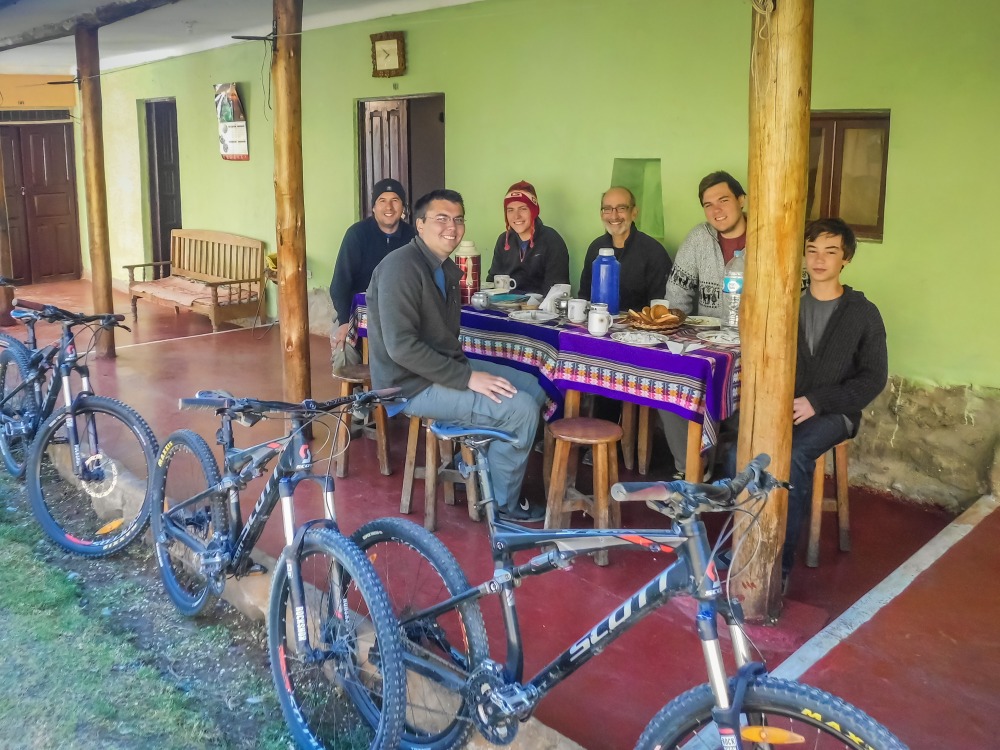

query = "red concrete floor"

[{"left": 5, "top": 280, "right": 978, "bottom": 749}]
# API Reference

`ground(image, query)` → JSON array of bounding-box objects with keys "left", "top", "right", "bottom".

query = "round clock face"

[{"left": 375, "top": 40, "right": 399, "bottom": 70}]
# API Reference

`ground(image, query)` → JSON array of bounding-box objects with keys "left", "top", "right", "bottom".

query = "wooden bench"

[{"left": 123, "top": 229, "right": 266, "bottom": 332}]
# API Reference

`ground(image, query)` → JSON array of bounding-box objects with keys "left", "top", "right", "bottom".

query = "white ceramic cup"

[
  {"left": 588, "top": 303, "right": 612, "bottom": 336},
  {"left": 567, "top": 298, "right": 589, "bottom": 323},
  {"left": 651, "top": 298, "right": 670, "bottom": 310},
  {"left": 494, "top": 275, "right": 517, "bottom": 292}
]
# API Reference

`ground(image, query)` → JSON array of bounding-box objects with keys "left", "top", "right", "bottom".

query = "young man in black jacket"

[
  {"left": 783, "top": 218, "right": 888, "bottom": 583},
  {"left": 329, "top": 178, "right": 415, "bottom": 371}
]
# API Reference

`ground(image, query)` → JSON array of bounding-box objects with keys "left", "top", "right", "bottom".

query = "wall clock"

[{"left": 371, "top": 31, "right": 406, "bottom": 78}]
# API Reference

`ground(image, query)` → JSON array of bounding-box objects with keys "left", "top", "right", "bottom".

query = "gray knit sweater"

[{"left": 664, "top": 222, "right": 727, "bottom": 317}]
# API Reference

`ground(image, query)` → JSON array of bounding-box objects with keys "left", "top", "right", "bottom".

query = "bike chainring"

[{"left": 465, "top": 661, "right": 519, "bottom": 746}]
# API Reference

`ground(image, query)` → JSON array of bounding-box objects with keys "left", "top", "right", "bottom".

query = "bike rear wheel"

[
  {"left": 0, "top": 345, "right": 40, "bottom": 479},
  {"left": 27, "top": 396, "right": 158, "bottom": 557},
  {"left": 150, "top": 430, "right": 224, "bottom": 617},
  {"left": 269, "top": 526, "right": 406, "bottom": 749},
  {"left": 353, "top": 517, "right": 489, "bottom": 750},
  {"left": 635, "top": 676, "right": 908, "bottom": 750}
]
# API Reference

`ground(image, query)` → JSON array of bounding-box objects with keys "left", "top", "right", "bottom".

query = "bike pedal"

[{"left": 240, "top": 563, "right": 268, "bottom": 576}]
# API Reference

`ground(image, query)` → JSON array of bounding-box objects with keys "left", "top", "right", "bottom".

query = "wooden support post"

[
  {"left": 272, "top": 0, "right": 311, "bottom": 403},
  {"left": 75, "top": 24, "right": 116, "bottom": 357},
  {"left": 732, "top": 0, "right": 814, "bottom": 621},
  {"left": 0, "top": 143, "right": 13, "bottom": 326}
]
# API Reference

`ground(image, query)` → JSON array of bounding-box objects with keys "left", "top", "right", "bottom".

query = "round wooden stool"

[
  {"left": 807, "top": 439, "right": 851, "bottom": 567},
  {"left": 333, "top": 364, "right": 390, "bottom": 478},
  {"left": 400, "top": 416, "right": 480, "bottom": 531},
  {"left": 545, "top": 417, "right": 623, "bottom": 566}
]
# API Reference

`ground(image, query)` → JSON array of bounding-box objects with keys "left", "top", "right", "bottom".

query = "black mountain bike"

[
  {"left": 352, "top": 424, "right": 908, "bottom": 750},
  {"left": 0, "top": 298, "right": 158, "bottom": 557},
  {"left": 150, "top": 388, "right": 407, "bottom": 749}
]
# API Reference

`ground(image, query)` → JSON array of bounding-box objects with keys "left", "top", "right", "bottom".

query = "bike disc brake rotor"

[
  {"left": 81, "top": 453, "right": 118, "bottom": 498},
  {"left": 465, "top": 662, "right": 518, "bottom": 746}
]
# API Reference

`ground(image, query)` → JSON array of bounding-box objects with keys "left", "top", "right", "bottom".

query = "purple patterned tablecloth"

[
  {"left": 554, "top": 328, "right": 740, "bottom": 451},
  {"left": 350, "top": 294, "right": 741, "bottom": 447}
]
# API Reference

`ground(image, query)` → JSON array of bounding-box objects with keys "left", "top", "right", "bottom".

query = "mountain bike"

[
  {"left": 352, "top": 424, "right": 908, "bottom": 750},
  {"left": 0, "top": 298, "right": 159, "bottom": 557},
  {"left": 150, "top": 388, "right": 407, "bottom": 749}
]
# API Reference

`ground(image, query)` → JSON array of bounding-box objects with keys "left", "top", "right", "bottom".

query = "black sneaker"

[{"left": 498, "top": 499, "right": 545, "bottom": 524}]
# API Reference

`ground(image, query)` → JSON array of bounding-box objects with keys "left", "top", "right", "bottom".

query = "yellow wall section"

[
  {"left": 90, "top": 0, "right": 999, "bottom": 387},
  {"left": 0, "top": 75, "right": 77, "bottom": 108}
]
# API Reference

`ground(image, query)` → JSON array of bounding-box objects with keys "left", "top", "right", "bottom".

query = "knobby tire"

[
  {"left": 268, "top": 527, "right": 406, "bottom": 750},
  {"left": 353, "top": 517, "right": 490, "bottom": 750}
]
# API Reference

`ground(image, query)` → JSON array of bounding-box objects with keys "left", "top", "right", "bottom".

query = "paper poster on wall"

[{"left": 214, "top": 82, "right": 249, "bottom": 161}]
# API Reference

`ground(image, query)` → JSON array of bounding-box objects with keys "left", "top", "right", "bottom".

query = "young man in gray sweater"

[{"left": 660, "top": 171, "right": 748, "bottom": 478}]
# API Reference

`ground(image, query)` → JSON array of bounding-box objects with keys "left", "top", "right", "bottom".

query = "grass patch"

[{"left": 0, "top": 473, "right": 292, "bottom": 749}]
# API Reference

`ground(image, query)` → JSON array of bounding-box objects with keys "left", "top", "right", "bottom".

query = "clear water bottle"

[
  {"left": 591, "top": 248, "right": 621, "bottom": 315},
  {"left": 722, "top": 249, "right": 745, "bottom": 333}
]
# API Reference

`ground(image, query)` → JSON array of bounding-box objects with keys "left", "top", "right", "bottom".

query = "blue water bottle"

[{"left": 591, "top": 248, "right": 621, "bottom": 314}]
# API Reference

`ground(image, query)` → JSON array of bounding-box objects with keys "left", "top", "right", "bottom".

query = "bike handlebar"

[
  {"left": 178, "top": 387, "right": 403, "bottom": 416},
  {"left": 611, "top": 455, "right": 780, "bottom": 520},
  {"left": 12, "top": 298, "right": 128, "bottom": 328}
]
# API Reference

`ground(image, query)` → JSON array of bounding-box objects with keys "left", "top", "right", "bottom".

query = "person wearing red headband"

[{"left": 486, "top": 180, "right": 570, "bottom": 295}]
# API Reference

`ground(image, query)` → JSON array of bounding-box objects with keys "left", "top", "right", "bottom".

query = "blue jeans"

[
  {"left": 402, "top": 360, "right": 545, "bottom": 511},
  {"left": 784, "top": 413, "right": 852, "bottom": 573}
]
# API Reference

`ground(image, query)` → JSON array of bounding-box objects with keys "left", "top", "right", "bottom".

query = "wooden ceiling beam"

[{"left": 0, "top": 0, "right": 182, "bottom": 54}]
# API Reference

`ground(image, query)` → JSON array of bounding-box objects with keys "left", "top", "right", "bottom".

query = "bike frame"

[
  {"left": 161, "top": 412, "right": 337, "bottom": 575},
  {"left": 0, "top": 317, "right": 100, "bottom": 477},
  {"left": 399, "top": 441, "right": 755, "bottom": 717}
]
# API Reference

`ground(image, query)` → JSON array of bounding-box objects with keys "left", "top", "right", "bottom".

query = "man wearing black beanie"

[{"left": 329, "top": 178, "right": 415, "bottom": 371}]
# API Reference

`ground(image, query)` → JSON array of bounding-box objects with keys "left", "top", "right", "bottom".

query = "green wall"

[{"left": 94, "top": 0, "right": 1000, "bottom": 387}]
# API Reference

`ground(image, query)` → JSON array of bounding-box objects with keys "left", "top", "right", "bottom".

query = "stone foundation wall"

[{"left": 850, "top": 377, "right": 1000, "bottom": 514}]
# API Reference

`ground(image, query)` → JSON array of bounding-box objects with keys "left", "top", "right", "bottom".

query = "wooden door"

[
  {"left": 359, "top": 100, "right": 409, "bottom": 219},
  {"left": 0, "top": 127, "right": 31, "bottom": 284},
  {"left": 19, "top": 123, "right": 82, "bottom": 283},
  {"left": 146, "top": 99, "right": 182, "bottom": 278}
]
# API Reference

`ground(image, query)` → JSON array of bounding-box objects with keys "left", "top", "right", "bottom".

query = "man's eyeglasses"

[
  {"left": 600, "top": 204, "right": 634, "bottom": 215},
  {"left": 427, "top": 214, "right": 465, "bottom": 226}
]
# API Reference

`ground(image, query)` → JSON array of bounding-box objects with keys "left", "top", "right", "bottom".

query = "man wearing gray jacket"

[
  {"left": 660, "top": 171, "right": 748, "bottom": 478},
  {"left": 367, "top": 189, "right": 546, "bottom": 522}
]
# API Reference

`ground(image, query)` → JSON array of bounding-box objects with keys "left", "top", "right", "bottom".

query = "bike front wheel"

[
  {"left": 353, "top": 517, "right": 490, "bottom": 750},
  {"left": 27, "top": 396, "right": 158, "bottom": 557},
  {"left": 635, "top": 676, "right": 908, "bottom": 750},
  {"left": 150, "top": 429, "right": 224, "bottom": 618},
  {"left": 0, "top": 345, "right": 40, "bottom": 479},
  {"left": 268, "top": 526, "right": 406, "bottom": 750}
]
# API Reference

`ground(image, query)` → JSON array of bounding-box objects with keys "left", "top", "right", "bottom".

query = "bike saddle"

[{"left": 429, "top": 422, "right": 517, "bottom": 444}]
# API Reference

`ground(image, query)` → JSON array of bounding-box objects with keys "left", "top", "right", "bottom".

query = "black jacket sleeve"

[
  {"left": 807, "top": 305, "right": 888, "bottom": 416},
  {"left": 329, "top": 225, "right": 363, "bottom": 325},
  {"left": 542, "top": 229, "right": 571, "bottom": 290}
]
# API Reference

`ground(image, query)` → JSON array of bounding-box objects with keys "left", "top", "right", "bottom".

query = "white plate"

[
  {"left": 508, "top": 310, "right": 558, "bottom": 322},
  {"left": 697, "top": 330, "right": 740, "bottom": 346},
  {"left": 686, "top": 316, "right": 721, "bottom": 328},
  {"left": 610, "top": 331, "right": 664, "bottom": 346}
]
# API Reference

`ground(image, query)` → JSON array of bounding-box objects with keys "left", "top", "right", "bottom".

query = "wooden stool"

[
  {"left": 806, "top": 440, "right": 851, "bottom": 568},
  {"left": 620, "top": 403, "right": 653, "bottom": 475},
  {"left": 400, "top": 417, "right": 481, "bottom": 531},
  {"left": 546, "top": 417, "right": 623, "bottom": 566},
  {"left": 332, "top": 364, "right": 390, "bottom": 479}
]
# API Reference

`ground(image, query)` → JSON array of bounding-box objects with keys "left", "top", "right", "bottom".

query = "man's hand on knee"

[
  {"left": 330, "top": 322, "right": 350, "bottom": 353},
  {"left": 468, "top": 370, "right": 517, "bottom": 404}
]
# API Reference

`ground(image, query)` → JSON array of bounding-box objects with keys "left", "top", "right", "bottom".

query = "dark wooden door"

[
  {"left": 19, "top": 123, "right": 82, "bottom": 283},
  {"left": 146, "top": 99, "right": 182, "bottom": 278},
  {"left": 0, "top": 127, "right": 31, "bottom": 284},
  {"left": 359, "top": 100, "right": 409, "bottom": 219}
]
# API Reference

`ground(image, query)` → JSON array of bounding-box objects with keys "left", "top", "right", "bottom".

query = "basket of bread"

[{"left": 625, "top": 304, "right": 687, "bottom": 332}]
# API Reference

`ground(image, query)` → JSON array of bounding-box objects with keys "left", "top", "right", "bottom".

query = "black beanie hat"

[{"left": 372, "top": 178, "right": 406, "bottom": 207}]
